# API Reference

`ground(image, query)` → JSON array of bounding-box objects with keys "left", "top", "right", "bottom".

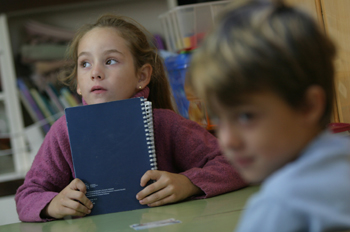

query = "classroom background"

[{"left": 0, "top": 0, "right": 349, "bottom": 226}]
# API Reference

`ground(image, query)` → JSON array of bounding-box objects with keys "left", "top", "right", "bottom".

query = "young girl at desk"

[
  {"left": 15, "top": 14, "right": 246, "bottom": 222},
  {"left": 187, "top": 0, "right": 350, "bottom": 231}
]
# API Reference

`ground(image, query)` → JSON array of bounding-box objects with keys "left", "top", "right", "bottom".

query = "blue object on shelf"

[{"left": 164, "top": 52, "right": 191, "bottom": 118}]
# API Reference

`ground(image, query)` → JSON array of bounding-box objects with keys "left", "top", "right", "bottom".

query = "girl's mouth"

[{"left": 91, "top": 86, "right": 107, "bottom": 93}]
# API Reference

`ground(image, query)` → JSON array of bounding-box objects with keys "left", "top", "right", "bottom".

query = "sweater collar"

[{"left": 82, "top": 86, "right": 150, "bottom": 105}]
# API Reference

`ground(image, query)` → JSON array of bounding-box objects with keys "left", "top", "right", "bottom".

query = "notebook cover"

[{"left": 65, "top": 97, "right": 153, "bottom": 216}]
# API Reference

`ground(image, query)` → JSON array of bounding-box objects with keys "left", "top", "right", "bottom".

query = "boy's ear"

[
  {"left": 301, "top": 85, "right": 326, "bottom": 126},
  {"left": 137, "top": 64, "right": 152, "bottom": 89}
]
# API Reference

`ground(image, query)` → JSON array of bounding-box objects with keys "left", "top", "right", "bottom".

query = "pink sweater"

[{"left": 15, "top": 88, "right": 246, "bottom": 222}]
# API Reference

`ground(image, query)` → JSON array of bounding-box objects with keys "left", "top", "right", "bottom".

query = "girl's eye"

[
  {"left": 81, "top": 61, "right": 91, "bottom": 68},
  {"left": 106, "top": 59, "right": 117, "bottom": 65}
]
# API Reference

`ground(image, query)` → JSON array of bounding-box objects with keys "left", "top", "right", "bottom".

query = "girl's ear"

[
  {"left": 136, "top": 64, "right": 152, "bottom": 90},
  {"left": 301, "top": 85, "right": 326, "bottom": 127},
  {"left": 77, "top": 84, "right": 82, "bottom": 95}
]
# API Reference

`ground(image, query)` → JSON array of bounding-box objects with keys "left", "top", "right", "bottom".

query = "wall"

[{"left": 7, "top": 0, "right": 169, "bottom": 55}]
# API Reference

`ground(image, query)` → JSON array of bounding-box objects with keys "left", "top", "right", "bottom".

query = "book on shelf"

[
  {"left": 41, "top": 92, "right": 63, "bottom": 121},
  {"left": 24, "top": 20, "right": 75, "bottom": 42},
  {"left": 30, "top": 88, "right": 56, "bottom": 126},
  {"left": 65, "top": 97, "right": 157, "bottom": 216},
  {"left": 60, "top": 87, "right": 80, "bottom": 107},
  {"left": 59, "top": 95, "right": 72, "bottom": 109},
  {"left": 18, "top": 88, "right": 39, "bottom": 122},
  {"left": 21, "top": 44, "right": 68, "bottom": 61},
  {"left": 45, "top": 84, "right": 64, "bottom": 112},
  {"left": 17, "top": 78, "right": 50, "bottom": 133}
]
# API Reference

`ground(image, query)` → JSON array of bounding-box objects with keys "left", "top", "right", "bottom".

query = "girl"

[{"left": 15, "top": 14, "right": 246, "bottom": 222}]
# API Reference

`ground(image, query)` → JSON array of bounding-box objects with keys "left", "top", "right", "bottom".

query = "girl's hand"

[
  {"left": 41, "top": 178, "right": 93, "bottom": 219},
  {"left": 136, "top": 170, "right": 203, "bottom": 207}
]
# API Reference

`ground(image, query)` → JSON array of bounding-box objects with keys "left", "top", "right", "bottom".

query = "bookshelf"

[
  {"left": 0, "top": 0, "right": 176, "bottom": 184},
  {"left": 0, "top": 15, "right": 28, "bottom": 182}
]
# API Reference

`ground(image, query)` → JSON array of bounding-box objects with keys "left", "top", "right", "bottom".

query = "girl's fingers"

[
  {"left": 61, "top": 205, "right": 89, "bottom": 217},
  {"left": 138, "top": 185, "right": 172, "bottom": 205},
  {"left": 70, "top": 178, "right": 87, "bottom": 193},
  {"left": 62, "top": 199, "right": 92, "bottom": 215},
  {"left": 71, "top": 191, "right": 93, "bottom": 209},
  {"left": 147, "top": 194, "right": 176, "bottom": 207},
  {"left": 140, "top": 170, "right": 160, "bottom": 187},
  {"left": 137, "top": 180, "right": 165, "bottom": 200}
]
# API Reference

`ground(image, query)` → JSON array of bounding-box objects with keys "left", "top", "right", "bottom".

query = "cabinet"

[
  {"left": 0, "top": 0, "right": 175, "bottom": 183},
  {"left": 321, "top": 0, "right": 350, "bottom": 123},
  {"left": 286, "top": 0, "right": 323, "bottom": 25},
  {"left": 289, "top": 0, "right": 350, "bottom": 123},
  {"left": 284, "top": 0, "right": 343, "bottom": 123}
]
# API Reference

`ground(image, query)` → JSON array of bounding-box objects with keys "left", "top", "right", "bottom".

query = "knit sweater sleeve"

[
  {"left": 15, "top": 116, "right": 75, "bottom": 222},
  {"left": 153, "top": 109, "right": 247, "bottom": 198}
]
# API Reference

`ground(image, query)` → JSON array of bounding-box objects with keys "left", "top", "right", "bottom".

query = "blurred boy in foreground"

[{"left": 187, "top": 0, "right": 350, "bottom": 231}]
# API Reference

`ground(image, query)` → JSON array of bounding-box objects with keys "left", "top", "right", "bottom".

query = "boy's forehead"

[
  {"left": 213, "top": 91, "right": 268, "bottom": 106},
  {"left": 209, "top": 93, "right": 252, "bottom": 114},
  {"left": 210, "top": 90, "right": 286, "bottom": 112}
]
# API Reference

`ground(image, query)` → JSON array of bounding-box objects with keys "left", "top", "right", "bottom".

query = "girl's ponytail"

[{"left": 148, "top": 52, "right": 176, "bottom": 111}]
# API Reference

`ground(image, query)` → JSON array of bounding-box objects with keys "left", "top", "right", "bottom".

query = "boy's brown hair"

[
  {"left": 187, "top": 0, "right": 336, "bottom": 127},
  {"left": 59, "top": 14, "right": 175, "bottom": 111}
]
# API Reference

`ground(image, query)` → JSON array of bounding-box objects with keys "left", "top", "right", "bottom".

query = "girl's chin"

[
  {"left": 89, "top": 100, "right": 107, "bottom": 105},
  {"left": 88, "top": 98, "right": 113, "bottom": 105},
  {"left": 87, "top": 98, "right": 128, "bottom": 105}
]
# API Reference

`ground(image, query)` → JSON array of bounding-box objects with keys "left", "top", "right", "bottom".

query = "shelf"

[
  {"left": 0, "top": 172, "right": 24, "bottom": 183},
  {"left": 0, "top": 178, "right": 24, "bottom": 197},
  {"left": 0, "top": 149, "right": 12, "bottom": 157},
  {"left": 0, "top": 154, "right": 15, "bottom": 178},
  {"left": 0, "top": 14, "right": 29, "bottom": 182}
]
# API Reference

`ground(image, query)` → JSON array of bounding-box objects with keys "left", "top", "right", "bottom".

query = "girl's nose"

[{"left": 91, "top": 64, "right": 104, "bottom": 80}]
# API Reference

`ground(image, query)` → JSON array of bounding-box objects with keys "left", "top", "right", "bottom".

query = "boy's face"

[{"left": 213, "top": 91, "right": 317, "bottom": 183}]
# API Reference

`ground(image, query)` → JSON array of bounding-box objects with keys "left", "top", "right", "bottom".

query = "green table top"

[{"left": 0, "top": 186, "right": 259, "bottom": 232}]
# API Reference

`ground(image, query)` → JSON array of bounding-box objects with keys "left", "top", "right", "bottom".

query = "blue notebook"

[{"left": 65, "top": 97, "right": 157, "bottom": 216}]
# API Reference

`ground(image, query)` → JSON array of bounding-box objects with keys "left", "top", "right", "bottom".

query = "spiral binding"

[{"left": 140, "top": 98, "right": 157, "bottom": 170}]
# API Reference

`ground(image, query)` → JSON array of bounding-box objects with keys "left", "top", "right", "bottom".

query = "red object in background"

[{"left": 328, "top": 123, "right": 350, "bottom": 133}]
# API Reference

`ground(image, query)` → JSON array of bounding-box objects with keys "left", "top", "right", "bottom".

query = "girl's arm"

[
  {"left": 15, "top": 116, "right": 75, "bottom": 222},
  {"left": 136, "top": 109, "right": 247, "bottom": 206},
  {"left": 136, "top": 170, "right": 203, "bottom": 207},
  {"left": 41, "top": 178, "right": 93, "bottom": 219},
  {"left": 162, "top": 109, "right": 247, "bottom": 197}
]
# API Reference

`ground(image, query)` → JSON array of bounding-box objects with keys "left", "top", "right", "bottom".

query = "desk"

[{"left": 0, "top": 186, "right": 259, "bottom": 232}]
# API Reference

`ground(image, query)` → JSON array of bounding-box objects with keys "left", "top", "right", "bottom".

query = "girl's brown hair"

[
  {"left": 187, "top": 0, "right": 336, "bottom": 127},
  {"left": 59, "top": 14, "right": 175, "bottom": 110}
]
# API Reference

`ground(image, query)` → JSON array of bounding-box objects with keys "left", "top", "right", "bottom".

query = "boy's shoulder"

[{"left": 259, "top": 131, "right": 350, "bottom": 207}]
